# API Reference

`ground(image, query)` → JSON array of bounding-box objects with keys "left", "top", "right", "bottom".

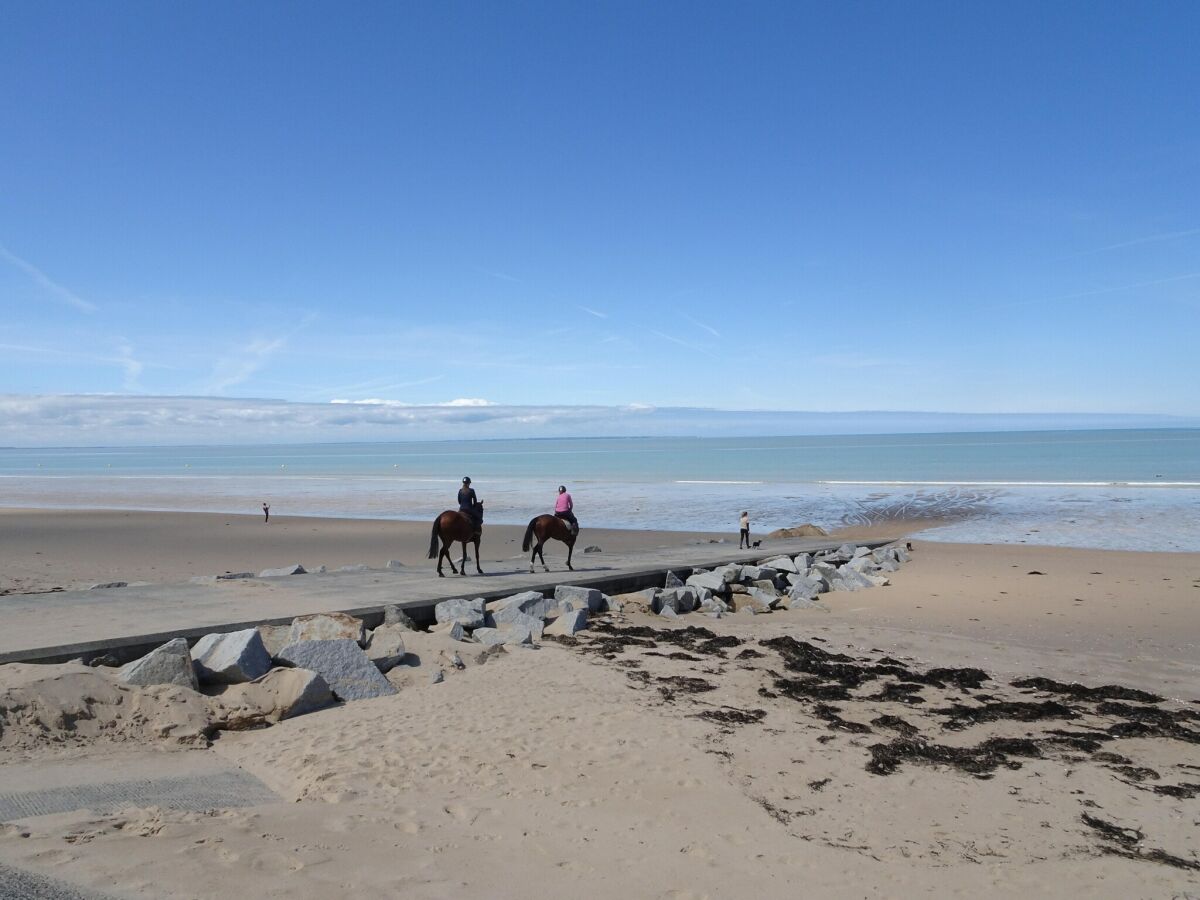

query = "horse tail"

[
  {"left": 428, "top": 517, "right": 441, "bottom": 559},
  {"left": 521, "top": 517, "right": 538, "bottom": 552}
]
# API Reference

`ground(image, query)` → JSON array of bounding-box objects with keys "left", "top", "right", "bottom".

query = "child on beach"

[{"left": 739, "top": 510, "right": 750, "bottom": 548}]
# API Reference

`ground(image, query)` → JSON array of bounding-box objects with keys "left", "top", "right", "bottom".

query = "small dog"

[{"left": 752, "top": 540, "right": 762, "bottom": 548}]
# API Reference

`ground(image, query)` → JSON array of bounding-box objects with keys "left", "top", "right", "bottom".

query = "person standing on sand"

[
  {"left": 739, "top": 510, "right": 750, "bottom": 548},
  {"left": 554, "top": 485, "right": 578, "bottom": 535},
  {"left": 263, "top": 502, "right": 270, "bottom": 524}
]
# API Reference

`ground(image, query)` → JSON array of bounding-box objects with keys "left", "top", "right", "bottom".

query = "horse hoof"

[{"left": 543, "top": 567, "right": 550, "bottom": 573}]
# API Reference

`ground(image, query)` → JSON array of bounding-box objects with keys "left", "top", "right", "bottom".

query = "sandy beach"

[{"left": 0, "top": 511, "right": 1197, "bottom": 896}]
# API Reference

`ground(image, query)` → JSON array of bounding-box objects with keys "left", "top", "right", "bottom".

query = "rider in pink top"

[{"left": 554, "top": 485, "right": 578, "bottom": 535}]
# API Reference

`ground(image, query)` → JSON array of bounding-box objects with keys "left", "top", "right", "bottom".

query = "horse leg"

[
  {"left": 458, "top": 540, "right": 468, "bottom": 575},
  {"left": 436, "top": 541, "right": 446, "bottom": 577},
  {"left": 473, "top": 535, "right": 483, "bottom": 574},
  {"left": 528, "top": 534, "right": 538, "bottom": 574},
  {"left": 537, "top": 540, "right": 549, "bottom": 573},
  {"left": 566, "top": 539, "right": 574, "bottom": 571}
]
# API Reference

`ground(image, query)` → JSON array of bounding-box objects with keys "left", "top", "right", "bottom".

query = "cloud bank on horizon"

[{"left": 0, "top": 395, "right": 1194, "bottom": 448}]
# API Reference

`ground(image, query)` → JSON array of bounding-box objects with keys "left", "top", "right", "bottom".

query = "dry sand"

[
  {"left": 0, "top": 515, "right": 1197, "bottom": 896},
  {"left": 0, "top": 508, "right": 740, "bottom": 595}
]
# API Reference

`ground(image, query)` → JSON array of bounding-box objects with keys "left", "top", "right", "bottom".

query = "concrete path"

[{"left": 0, "top": 537, "right": 871, "bottom": 664}]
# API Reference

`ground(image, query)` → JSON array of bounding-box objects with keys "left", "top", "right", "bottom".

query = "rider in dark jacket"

[{"left": 458, "top": 477, "right": 481, "bottom": 527}]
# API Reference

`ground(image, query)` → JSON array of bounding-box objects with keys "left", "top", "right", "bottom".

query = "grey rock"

[
  {"left": 435, "top": 597, "right": 486, "bottom": 628},
  {"left": 288, "top": 612, "right": 366, "bottom": 645},
  {"left": 88, "top": 581, "right": 127, "bottom": 590},
  {"left": 118, "top": 638, "right": 198, "bottom": 691},
  {"left": 335, "top": 564, "right": 370, "bottom": 573},
  {"left": 865, "top": 573, "right": 891, "bottom": 587},
  {"left": 313, "top": 565, "right": 327, "bottom": 574},
  {"left": 473, "top": 625, "right": 535, "bottom": 646},
  {"left": 431, "top": 669, "right": 445, "bottom": 684},
  {"left": 894, "top": 544, "right": 912, "bottom": 563},
  {"left": 655, "top": 587, "right": 699, "bottom": 614},
  {"left": 853, "top": 545, "right": 872, "bottom": 558},
  {"left": 658, "top": 605, "right": 679, "bottom": 619},
  {"left": 739, "top": 565, "right": 778, "bottom": 583},
  {"left": 385, "top": 559, "right": 406, "bottom": 570},
  {"left": 788, "top": 577, "right": 825, "bottom": 602},
  {"left": 746, "top": 586, "right": 780, "bottom": 609},
  {"left": 712, "top": 564, "right": 742, "bottom": 584},
  {"left": 365, "top": 624, "right": 408, "bottom": 672},
  {"left": 685, "top": 572, "right": 726, "bottom": 592},
  {"left": 489, "top": 590, "right": 548, "bottom": 624},
  {"left": 277, "top": 639, "right": 396, "bottom": 701},
  {"left": 763, "top": 556, "right": 799, "bottom": 574},
  {"left": 793, "top": 553, "right": 812, "bottom": 570},
  {"left": 545, "top": 608, "right": 588, "bottom": 636},
  {"left": 664, "top": 570, "right": 685, "bottom": 589},
  {"left": 259, "top": 564, "right": 306, "bottom": 578},
  {"left": 781, "top": 595, "right": 830, "bottom": 612},
  {"left": 846, "top": 555, "right": 879, "bottom": 574},
  {"left": 191, "top": 628, "right": 272, "bottom": 684},
  {"left": 382, "top": 605, "right": 418, "bottom": 630},
  {"left": 430, "top": 620, "right": 469, "bottom": 641},
  {"left": 830, "top": 567, "right": 875, "bottom": 592},
  {"left": 583, "top": 545, "right": 602, "bottom": 553},
  {"left": 553, "top": 585, "right": 605, "bottom": 612},
  {"left": 503, "top": 611, "right": 545, "bottom": 640}
]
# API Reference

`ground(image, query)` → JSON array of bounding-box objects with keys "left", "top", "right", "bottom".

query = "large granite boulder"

[
  {"left": 830, "top": 567, "right": 875, "bottom": 592},
  {"left": 276, "top": 639, "right": 396, "bottom": 701},
  {"left": 287, "top": 612, "right": 366, "bottom": 646},
  {"left": 553, "top": 585, "right": 605, "bottom": 612},
  {"left": 191, "top": 629, "right": 272, "bottom": 684},
  {"left": 712, "top": 564, "right": 743, "bottom": 584},
  {"left": 545, "top": 608, "right": 588, "bottom": 636},
  {"left": 435, "top": 597, "right": 486, "bottom": 628},
  {"left": 256, "top": 624, "right": 292, "bottom": 658},
  {"left": 214, "top": 667, "right": 335, "bottom": 728},
  {"left": 118, "top": 638, "right": 198, "bottom": 690},
  {"left": 488, "top": 591, "right": 548, "bottom": 624},
  {"left": 664, "top": 570, "right": 685, "bottom": 589},
  {"left": 473, "top": 625, "right": 535, "bottom": 646},
  {"left": 763, "top": 556, "right": 799, "bottom": 574},
  {"left": 382, "top": 605, "right": 418, "bottom": 630},
  {"left": 654, "top": 586, "right": 699, "bottom": 614},
  {"left": 685, "top": 572, "right": 726, "bottom": 593},
  {"left": 364, "top": 624, "right": 408, "bottom": 672}
]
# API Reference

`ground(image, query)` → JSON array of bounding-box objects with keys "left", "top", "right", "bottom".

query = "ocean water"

[{"left": 2, "top": 429, "right": 1198, "bottom": 552}]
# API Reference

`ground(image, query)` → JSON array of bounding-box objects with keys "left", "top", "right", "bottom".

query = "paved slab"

[
  {"left": 0, "top": 537, "right": 885, "bottom": 664},
  {"left": 0, "top": 752, "right": 280, "bottom": 823},
  {"left": 0, "top": 864, "right": 118, "bottom": 900}
]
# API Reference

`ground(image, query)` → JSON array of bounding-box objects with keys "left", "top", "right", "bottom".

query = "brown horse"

[
  {"left": 522, "top": 514, "right": 577, "bottom": 573},
  {"left": 428, "top": 504, "right": 484, "bottom": 577}
]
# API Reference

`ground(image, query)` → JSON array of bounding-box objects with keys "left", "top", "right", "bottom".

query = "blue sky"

[{"left": 1, "top": 0, "right": 1198, "bottom": 444}]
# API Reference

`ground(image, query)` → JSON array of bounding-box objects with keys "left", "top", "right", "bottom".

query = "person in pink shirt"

[{"left": 554, "top": 485, "right": 578, "bottom": 535}]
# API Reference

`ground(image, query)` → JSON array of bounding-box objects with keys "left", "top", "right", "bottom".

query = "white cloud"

[
  {"left": 577, "top": 305, "right": 607, "bottom": 319},
  {"left": 0, "top": 394, "right": 1192, "bottom": 447}
]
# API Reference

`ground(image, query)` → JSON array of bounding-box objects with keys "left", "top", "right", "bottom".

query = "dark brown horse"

[
  {"left": 428, "top": 504, "right": 484, "bottom": 577},
  {"left": 521, "top": 514, "right": 577, "bottom": 573}
]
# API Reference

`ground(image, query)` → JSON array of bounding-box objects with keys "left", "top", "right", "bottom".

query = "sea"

[{"left": 2, "top": 429, "right": 1198, "bottom": 552}]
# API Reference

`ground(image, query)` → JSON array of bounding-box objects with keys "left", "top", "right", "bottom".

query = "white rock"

[
  {"left": 658, "top": 605, "right": 679, "bottom": 619},
  {"left": 489, "top": 591, "right": 548, "bottom": 624},
  {"left": 288, "top": 612, "right": 366, "bottom": 646},
  {"left": 191, "top": 628, "right": 272, "bottom": 684},
  {"left": 686, "top": 572, "right": 726, "bottom": 592},
  {"left": 763, "top": 556, "right": 799, "bottom": 574},
  {"left": 118, "top": 638, "right": 198, "bottom": 690},
  {"left": 259, "top": 564, "right": 306, "bottom": 577},
  {"left": 553, "top": 585, "right": 605, "bottom": 612}
]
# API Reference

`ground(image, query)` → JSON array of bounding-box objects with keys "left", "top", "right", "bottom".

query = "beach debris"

[
  {"left": 434, "top": 597, "right": 487, "bottom": 629},
  {"left": 385, "top": 559, "right": 406, "bottom": 569},
  {"left": 443, "top": 650, "right": 465, "bottom": 670},
  {"left": 191, "top": 628, "right": 272, "bottom": 685},
  {"left": 583, "top": 545, "right": 602, "bottom": 553},
  {"left": 431, "top": 669, "right": 445, "bottom": 684},
  {"left": 88, "top": 581, "right": 128, "bottom": 590},
  {"left": 258, "top": 563, "right": 307, "bottom": 578},
  {"left": 118, "top": 638, "right": 199, "bottom": 691},
  {"left": 287, "top": 612, "right": 367, "bottom": 646},
  {"left": 382, "top": 605, "right": 418, "bottom": 630},
  {"left": 364, "top": 625, "right": 408, "bottom": 673},
  {"left": 546, "top": 607, "right": 589, "bottom": 636},
  {"left": 276, "top": 639, "right": 396, "bottom": 701}
]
